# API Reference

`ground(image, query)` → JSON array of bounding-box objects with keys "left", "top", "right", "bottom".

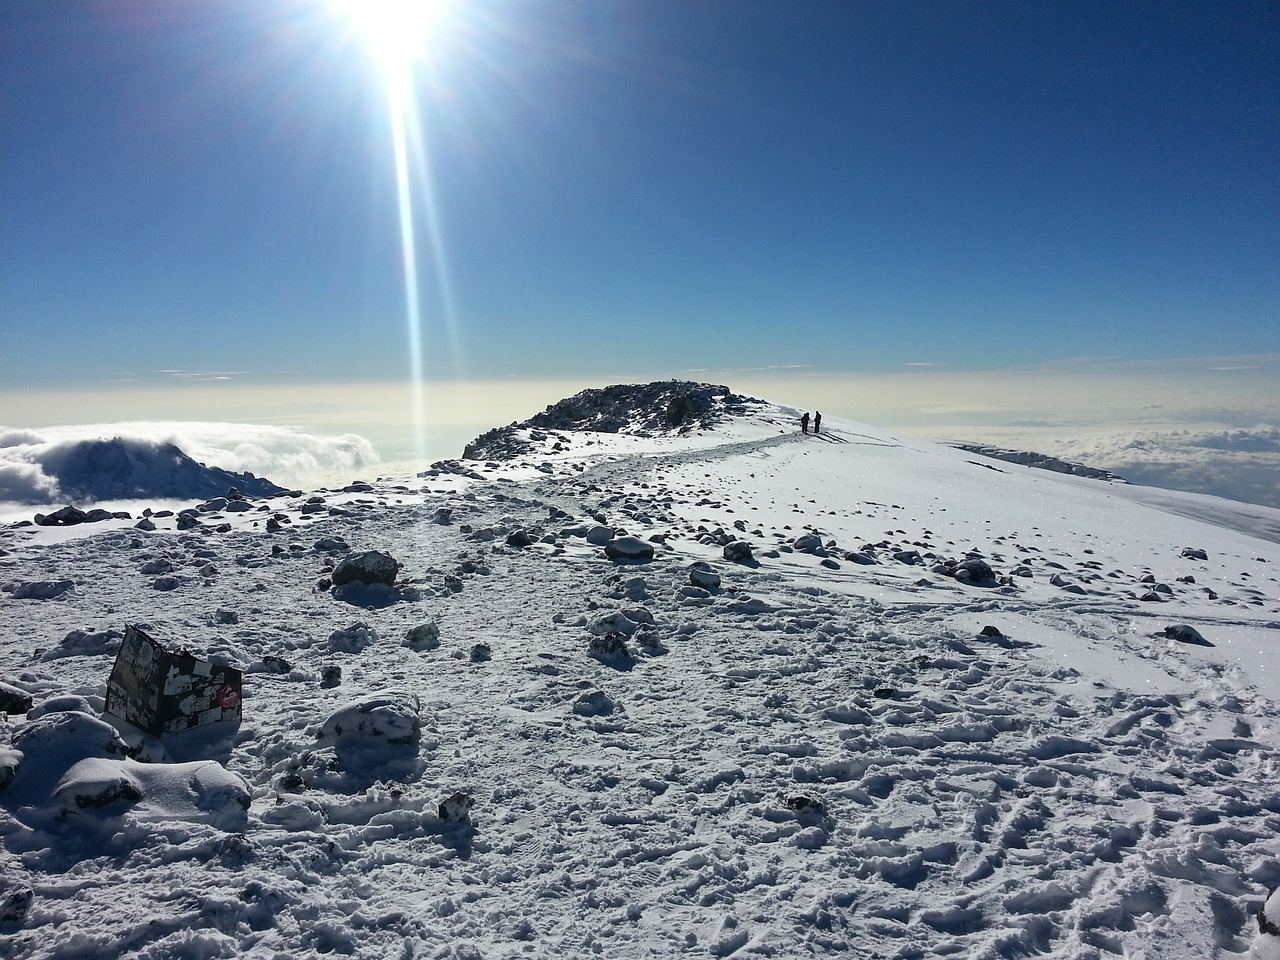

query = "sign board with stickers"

[{"left": 104, "top": 625, "right": 242, "bottom": 735}]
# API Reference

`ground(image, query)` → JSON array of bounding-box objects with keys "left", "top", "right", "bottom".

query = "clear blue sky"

[{"left": 3, "top": 0, "right": 1277, "bottom": 392}]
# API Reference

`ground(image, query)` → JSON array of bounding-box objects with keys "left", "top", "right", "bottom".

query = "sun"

[{"left": 334, "top": 0, "right": 446, "bottom": 77}]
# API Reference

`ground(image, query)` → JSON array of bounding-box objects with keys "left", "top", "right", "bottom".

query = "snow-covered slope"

[{"left": 1, "top": 383, "right": 1277, "bottom": 959}]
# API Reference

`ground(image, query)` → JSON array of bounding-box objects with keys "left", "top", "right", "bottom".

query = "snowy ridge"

[
  {"left": 1, "top": 385, "right": 1278, "bottom": 959},
  {"left": 949, "top": 441, "right": 1128, "bottom": 484},
  {"left": 458, "top": 381, "right": 765, "bottom": 462}
]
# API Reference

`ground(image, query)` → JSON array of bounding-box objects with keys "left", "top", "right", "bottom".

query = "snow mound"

[
  {"left": 460, "top": 381, "right": 763, "bottom": 461},
  {"left": 54, "top": 757, "right": 249, "bottom": 828},
  {"left": 0, "top": 436, "right": 286, "bottom": 504}
]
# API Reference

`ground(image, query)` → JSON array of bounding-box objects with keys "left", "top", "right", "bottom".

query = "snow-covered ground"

[{"left": 1, "top": 384, "right": 1277, "bottom": 959}]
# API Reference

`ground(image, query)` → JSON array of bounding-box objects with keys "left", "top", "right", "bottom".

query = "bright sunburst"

[
  {"left": 332, "top": 0, "right": 459, "bottom": 464},
  {"left": 335, "top": 0, "right": 446, "bottom": 76}
]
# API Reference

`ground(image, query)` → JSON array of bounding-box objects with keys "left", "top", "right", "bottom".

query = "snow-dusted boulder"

[
  {"left": 328, "top": 622, "right": 380, "bottom": 653},
  {"left": 689, "top": 562, "right": 721, "bottom": 590},
  {"left": 604, "top": 536, "right": 654, "bottom": 561},
  {"left": 13, "top": 710, "right": 128, "bottom": 766},
  {"left": 723, "top": 541, "right": 754, "bottom": 564},
  {"left": 6, "top": 579, "right": 75, "bottom": 600},
  {"left": 331, "top": 551, "right": 400, "bottom": 587},
  {"left": 54, "top": 757, "right": 249, "bottom": 827},
  {"left": 952, "top": 557, "right": 996, "bottom": 586},
  {"left": 1251, "top": 889, "right": 1280, "bottom": 960},
  {"left": 792, "top": 534, "right": 824, "bottom": 554},
  {"left": 0, "top": 681, "right": 33, "bottom": 715},
  {"left": 1164, "top": 623, "right": 1210, "bottom": 645},
  {"left": 319, "top": 690, "right": 422, "bottom": 760},
  {"left": 404, "top": 620, "right": 441, "bottom": 650},
  {"left": 27, "top": 694, "right": 95, "bottom": 719},
  {"left": 0, "top": 879, "right": 33, "bottom": 924},
  {"left": 6, "top": 710, "right": 130, "bottom": 800},
  {"left": 572, "top": 689, "right": 618, "bottom": 716},
  {"left": 589, "top": 611, "right": 641, "bottom": 637}
]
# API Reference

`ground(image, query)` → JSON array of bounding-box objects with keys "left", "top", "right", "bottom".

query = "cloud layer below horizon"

[{"left": 1, "top": 357, "right": 1277, "bottom": 510}]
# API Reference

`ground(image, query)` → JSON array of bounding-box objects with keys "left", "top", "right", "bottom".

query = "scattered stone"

[
  {"left": 438, "top": 791, "right": 474, "bottom": 824},
  {"left": 844, "top": 551, "right": 878, "bottom": 565},
  {"left": 1164, "top": 624, "right": 1210, "bottom": 646},
  {"left": 215, "top": 608, "right": 239, "bottom": 625},
  {"left": 319, "top": 690, "right": 422, "bottom": 756},
  {"left": 952, "top": 557, "right": 996, "bottom": 586},
  {"left": 588, "top": 633, "right": 629, "bottom": 658},
  {"left": 27, "top": 695, "right": 94, "bottom": 719},
  {"left": 313, "top": 537, "right": 350, "bottom": 553},
  {"left": 251, "top": 655, "right": 292, "bottom": 675},
  {"left": 332, "top": 551, "right": 400, "bottom": 587},
  {"left": 820, "top": 558, "right": 841, "bottom": 570},
  {"left": 604, "top": 536, "right": 654, "bottom": 561},
  {"left": 152, "top": 575, "right": 182, "bottom": 591},
  {"left": 6, "top": 580, "right": 75, "bottom": 600},
  {"left": 0, "top": 881, "right": 33, "bottom": 924},
  {"left": 979, "top": 625, "right": 1005, "bottom": 638},
  {"left": 872, "top": 687, "right": 897, "bottom": 699},
  {"left": 470, "top": 643, "right": 492, "bottom": 663},
  {"left": 134, "top": 517, "right": 157, "bottom": 531},
  {"left": 506, "top": 529, "right": 534, "bottom": 548},
  {"left": 779, "top": 793, "right": 825, "bottom": 813},
  {"left": 571, "top": 689, "right": 617, "bottom": 716},
  {"left": 320, "top": 665, "right": 342, "bottom": 687},
  {"left": 723, "top": 541, "right": 754, "bottom": 564},
  {"left": 0, "top": 681, "right": 33, "bottom": 715},
  {"left": 585, "top": 525, "right": 615, "bottom": 546},
  {"left": 792, "top": 534, "right": 824, "bottom": 554},
  {"left": 688, "top": 562, "right": 721, "bottom": 590},
  {"left": 33, "top": 506, "right": 89, "bottom": 526},
  {"left": 590, "top": 611, "right": 641, "bottom": 637},
  {"left": 328, "top": 622, "right": 379, "bottom": 653},
  {"left": 893, "top": 550, "right": 922, "bottom": 565},
  {"left": 1181, "top": 547, "right": 1209, "bottom": 561},
  {"left": 431, "top": 507, "right": 453, "bottom": 525},
  {"left": 404, "top": 621, "right": 441, "bottom": 650}
]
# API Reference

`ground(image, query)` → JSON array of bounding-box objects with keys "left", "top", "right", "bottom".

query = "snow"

[{"left": 1, "top": 386, "right": 1278, "bottom": 959}]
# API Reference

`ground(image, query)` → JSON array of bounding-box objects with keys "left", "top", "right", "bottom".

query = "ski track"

[{"left": 1, "top": 423, "right": 1278, "bottom": 959}]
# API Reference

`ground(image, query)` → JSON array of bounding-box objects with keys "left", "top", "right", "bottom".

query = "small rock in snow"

[
  {"left": 1164, "top": 623, "right": 1210, "bottom": 646},
  {"left": 604, "top": 536, "right": 654, "bottom": 561}
]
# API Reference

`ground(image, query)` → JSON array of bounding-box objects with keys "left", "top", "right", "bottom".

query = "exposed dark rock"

[
  {"left": 604, "top": 536, "right": 654, "bottom": 561},
  {"left": 723, "top": 541, "right": 754, "bottom": 564},
  {"left": 332, "top": 551, "right": 400, "bottom": 587},
  {"left": 34, "top": 506, "right": 89, "bottom": 526},
  {"left": 6, "top": 580, "right": 75, "bottom": 600},
  {"left": 0, "top": 681, "right": 33, "bottom": 714},
  {"left": 1164, "top": 624, "right": 1211, "bottom": 646},
  {"left": 950, "top": 443, "right": 1127, "bottom": 483},
  {"left": 506, "top": 529, "right": 534, "bottom": 548},
  {"left": 461, "top": 382, "right": 764, "bottom": 461},
  {"left": 438, "top": 791, "right": 474, "bottom": 823}
]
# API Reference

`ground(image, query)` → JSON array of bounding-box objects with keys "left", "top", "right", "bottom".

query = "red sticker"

[{"left": 217, "top": 685, "right": 241, "bottom": 709}]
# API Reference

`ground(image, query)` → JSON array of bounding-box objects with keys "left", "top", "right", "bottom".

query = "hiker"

[
  {"left": 800, "top": 412, "right": 810, "bottom": 434},
  {"left": 813, "top": 411, "right": 822, "bottom": 434}
]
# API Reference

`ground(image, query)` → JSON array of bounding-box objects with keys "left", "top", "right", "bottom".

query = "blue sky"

[{"left": 3, "top": 0, "right": 1277, "bottom": 395}]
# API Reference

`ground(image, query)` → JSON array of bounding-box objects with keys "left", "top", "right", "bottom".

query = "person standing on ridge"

[
  {"left": 813, "top": 411, "right": 822, "bottom": 434},
  {"left": 800, "top": 412, "right": 810, "bottom": 434}
]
